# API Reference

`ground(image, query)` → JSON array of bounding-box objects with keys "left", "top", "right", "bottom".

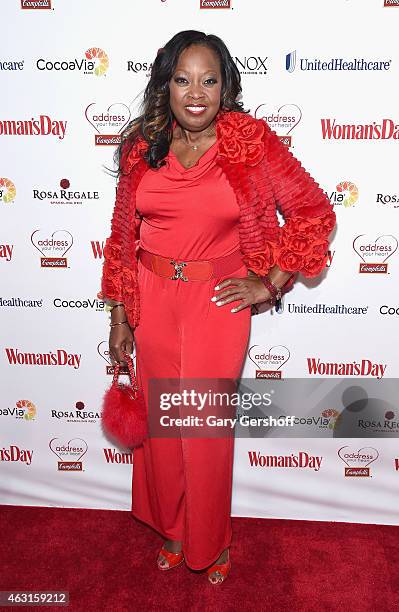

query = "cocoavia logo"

[{"left": 0, "top": 178, "right": 16, "bottom": 203}]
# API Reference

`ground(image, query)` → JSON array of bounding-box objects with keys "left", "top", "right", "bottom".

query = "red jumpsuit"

[{"left": 132, "top": 140, "right": 251, "bottom": 570}]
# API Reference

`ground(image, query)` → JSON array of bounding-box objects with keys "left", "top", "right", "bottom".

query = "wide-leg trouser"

[{"left": 132, "top": 256, "right": 251, "bottom": 570}]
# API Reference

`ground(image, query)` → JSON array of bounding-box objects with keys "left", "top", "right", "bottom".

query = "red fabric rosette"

[{"left": 217, "top": 112, "right": 265, "bottom": 166}]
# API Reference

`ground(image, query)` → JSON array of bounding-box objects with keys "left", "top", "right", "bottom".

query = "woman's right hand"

[{"left": 108, "top": 307, "right": 134, "bottom": 364}]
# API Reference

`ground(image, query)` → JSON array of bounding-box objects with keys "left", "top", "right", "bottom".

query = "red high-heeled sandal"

[
  {"left": 157, "top": 546, "right": 184, "bottom": 571},
  {"left": 206, "top": 549, "right": 231, "bottom": 584}
]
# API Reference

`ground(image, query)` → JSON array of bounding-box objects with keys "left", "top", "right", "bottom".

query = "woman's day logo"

[
  {"left": 49, "top": 438, "right": 88, "bottom": 471},
  {"left": 338, "top": 446, "right": 379, "bottom": 477},
  {"left": 85, "top": 102, "right": 131, "bottom": 145},
  {"left": 248, "top": 345, "right": 291, "bottom": 379},
  {"left": 97, "top": 340, "right": 137, "bottom": 375},
  {"left": 0, "top": 178, "right": 16, "bottom": 203},
  {"left": 352, "top": 234, "right": 398, "bottom": 273},
  {"left": 254, "top": 103, "right": 302, "bottom": 146},
  {"left": 31, "top": 229, "right": 73, "bottom": 268}
]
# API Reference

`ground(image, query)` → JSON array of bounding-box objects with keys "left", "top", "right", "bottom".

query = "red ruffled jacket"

[{"left": 98, "top": 110, "right": 336, "bottom": 330}]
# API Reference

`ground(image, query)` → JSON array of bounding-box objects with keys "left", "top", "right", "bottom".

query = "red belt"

[{"left": 138, "top": 247, "right": 244, "bottom": 281}]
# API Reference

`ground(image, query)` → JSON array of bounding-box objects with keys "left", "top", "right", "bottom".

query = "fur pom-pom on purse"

[{"left": 101, "top": 351, "right": 147, "bottom": 448}]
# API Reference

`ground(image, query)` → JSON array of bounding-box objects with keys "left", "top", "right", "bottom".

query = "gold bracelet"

[{"left": 109, "top": 320, "right": 128, "bottom": 328}]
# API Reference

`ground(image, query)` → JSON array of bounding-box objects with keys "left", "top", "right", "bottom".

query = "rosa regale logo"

[
  {"left": 254, "top": 103, "right": 302, "bottom": 146},
  {"left": 85, "top": 102, "right": 131, "bottom": 145},
  {"left": 338, "top": 445, "right": 379, "bottom": 477},
  {"left": 0, "top": 178, "right": 16, "bottom": 203},
  {"left": 31, "top": 229, "right": 73, "bottom": 268},
  {"left": 248, "top": 344, "right": 290, "bottom": 379},
  {"left": 353, "top": 234, "right": 398, "bottom": 274}
]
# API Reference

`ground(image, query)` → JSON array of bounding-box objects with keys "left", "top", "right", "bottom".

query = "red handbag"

[{"left": 101, "top": 351, "right": 148, "bottom": 448}]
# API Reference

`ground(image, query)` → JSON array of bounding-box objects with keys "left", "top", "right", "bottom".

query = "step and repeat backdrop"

[{"left": 1, "top": 0, "right": 399, "bottom": 525}]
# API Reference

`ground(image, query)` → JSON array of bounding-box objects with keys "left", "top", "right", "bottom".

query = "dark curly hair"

[{"left": 114, "top": 29, "right": 248, "bottom": 173}]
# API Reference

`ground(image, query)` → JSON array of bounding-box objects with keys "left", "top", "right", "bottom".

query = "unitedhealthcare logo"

[
  {"left": 286, "top": 51, "right": 296, "bottom": 73},
  {"left": 285, "top": 50, "right": 391, "bottom": 72}
]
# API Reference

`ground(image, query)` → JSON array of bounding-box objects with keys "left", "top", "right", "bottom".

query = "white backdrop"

[{"left": 1, "top": 0, "right": 399, "bottom": 526}]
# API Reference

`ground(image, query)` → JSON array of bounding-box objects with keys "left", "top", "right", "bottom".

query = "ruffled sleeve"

[
  {"left": 264, "top": 123, "right": 336, "bottom": 278},
  {"left": 97, "top": 170, "right": 130, "bottom": 305},
  {"left": 97, "top": 141, "right": 135, "bottom": 305}
]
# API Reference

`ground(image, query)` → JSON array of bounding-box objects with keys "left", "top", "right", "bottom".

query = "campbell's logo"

[
  {"left": 31, "top": 229, "right": 73, "bottom": 268},
  {"left": 0, "top": 178, "right": 16, "bottom": 203},
  {"left": 5, "top": 347, "right": 81, "bottom": 369},
  {"left": 248, "top": 450, "right": 322, "bottom": 471},
  {"left": 307, "top": 357, "right": 386, "bottom": 379},
  {"left": 85, "top": 102, "right": 131, "bottom": 145},
  {"left": 0, "top": 399, "right": 37, "bottom": 420},
  {"left": 49, "top": 437, "right": 87, "bottom": 471},
  {"left": 248, "top": 344, "right": 290, "bottom": 379},
  {"left": 376, "top": 193, "right": 399, "bottom": 208},
  {"left": 338, "top": 446, "right": 379, "bottom": 477},
  {"left": 329, "top": 181, "right": 359, "bottom": 208},
  {"left": 0, "top": 445, "right": 33, "bottom": 465},
  {"left": 0, "top": 115, "right": 66, "bottom": 139},
  {"left": 353, "top": 234, "right": 398, "bottom": 274},
  {"left": 233, "top": 56, "right": 268, "bottom": 76},
  {"left": 98, "top": 340, "right": 136, "bottom": 375},
  {"left": 33, "top": 178, "right": 99, "bottom": 205},
  {"left": 21, "top": 0, "right": 51, "bottom": 8},
  {"left": 321, "top": 118, "right": 399, "bottom": 140},
  {"left": 51, "top": 401, "right": 101, "bottom": 423},
  {"left": 0, "top": 244, "right": 13, "bottom": 261},
  {"left": 200, "top": 0, "right": 231, "bottom": 8},
  {"left": 254, "top": 103, "right": 301, "bottom": 146},
  {"left": 36, "top": 48, "right": 109, "bottom": 76},
  {"left": 0, "top": 60, "right": 24, "bottom": 71},
  {"left": 286, "top": 51, "right": 391, "bottom": 73},
  {"left": 103, "top": 448, "right": 134, "bottom": 464}
]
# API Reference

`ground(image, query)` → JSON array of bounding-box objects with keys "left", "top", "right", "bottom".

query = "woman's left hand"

[{"left": 211, "top": 270, "right": 272, "bottom": 313}]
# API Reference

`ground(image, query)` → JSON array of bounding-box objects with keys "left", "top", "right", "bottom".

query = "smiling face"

[{"left": 169, "top": 44, "right": 223, "bottom": 132}]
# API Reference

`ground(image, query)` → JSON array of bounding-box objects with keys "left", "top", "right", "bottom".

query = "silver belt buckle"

[{"left": 170, "top": 259, "right": 188, "bottom": 281}]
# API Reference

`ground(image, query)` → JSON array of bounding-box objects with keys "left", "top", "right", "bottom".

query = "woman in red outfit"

[{"left": 99, "top": 30, "right": 336, "bottom": 584}]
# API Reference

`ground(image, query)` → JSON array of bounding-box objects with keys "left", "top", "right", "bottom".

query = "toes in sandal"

[
  {"left": 157, "top": 546, "right": 184, "bottom": 571},
  {"left": 206, "top": 549, "right": 231, "bottom": 584}
]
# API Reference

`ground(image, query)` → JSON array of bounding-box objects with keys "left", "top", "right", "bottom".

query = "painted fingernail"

[
  {"left": 211, "top": 296, "right": 217, "bottom": 302},
  {"left": 231, "top": 308, "right": 237, "bottom": 313},
  {"left": 215, "top": 285, "right": 220, "bottom": 290},
  {"left": 216, "top": 301, "right": 223, "bottom": 306}
]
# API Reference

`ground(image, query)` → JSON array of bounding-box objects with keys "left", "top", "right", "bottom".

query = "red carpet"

[{"left": 1, "top": 505, "right": 398, "bottom": 611}]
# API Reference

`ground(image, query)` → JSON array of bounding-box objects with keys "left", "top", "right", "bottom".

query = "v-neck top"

[{"left": 135, "top": 140, "right": 241, "bottom": 260}]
